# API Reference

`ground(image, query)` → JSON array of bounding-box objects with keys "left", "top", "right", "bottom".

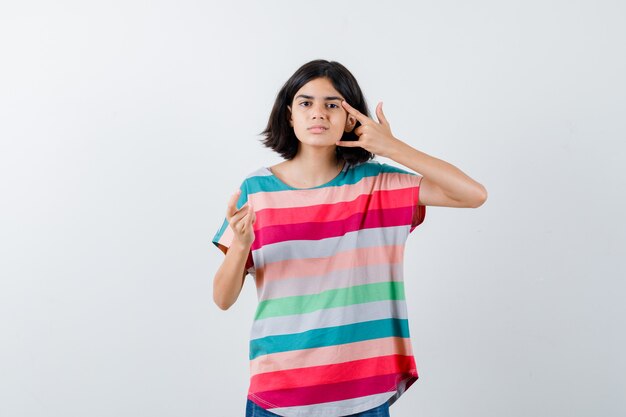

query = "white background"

[{"left": 1, "top": 1, "right": 625, "bottom": 416}]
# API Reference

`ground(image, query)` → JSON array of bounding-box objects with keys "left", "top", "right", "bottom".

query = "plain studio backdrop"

[{"left": 1, "top": 1, "right": 624, "bottom": 416}]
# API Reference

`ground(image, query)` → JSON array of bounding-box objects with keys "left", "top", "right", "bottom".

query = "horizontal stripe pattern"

[
  {"left": 250, "top": 317, "right": 411, "bottom": 360},
  {"left": 260, "top": 392, "right": 396, "bottom": 416},
  {"left": 250, "top": 336, "right": 414, "bottom": 375},
  {"left": 257, "top": 262, "right": 405, "bottom": 301},
  {"left": 261, "top": 245, "right": 405, "bottom": 285},
  {"left": 250, "top": 353, "right": 415, "bottom": 392},
  {"left": 211, "top": 160, "right": 425, "bottom": 417},
  {"left": 250, "top": 298, "right": 409, "bottom": 340},
  {"left": 254, "top": 281, "right": 406, "bottom": 321}
]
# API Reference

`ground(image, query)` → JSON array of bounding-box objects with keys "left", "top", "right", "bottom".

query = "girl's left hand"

[{"left": 337, "top": 100, "right": 403, "bottom": 158}]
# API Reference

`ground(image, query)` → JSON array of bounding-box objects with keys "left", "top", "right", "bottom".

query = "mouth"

[{"left": 308, "top": 126, "right": 328, "bottom": 133}]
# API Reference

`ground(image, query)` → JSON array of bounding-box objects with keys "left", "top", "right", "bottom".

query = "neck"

[{"left": 285, "top": 145, "right": 344, "bottom": 187}]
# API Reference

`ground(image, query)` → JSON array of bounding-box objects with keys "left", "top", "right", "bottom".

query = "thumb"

[
  {"left": 376, "top": 102, "right": 390, "bottom": 126},
  {"left": 248, "top": 204, "right": 255, "bottom": 224}
]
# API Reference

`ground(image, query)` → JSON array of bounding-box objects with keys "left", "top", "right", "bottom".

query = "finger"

[
  {"left": 229, "top": 201, "right": 249, "bottom": 220},
  {"left": 341, "top": 100, "right": 369, "bottom": 125},
  {"left": 229, "top": 204, "right": 250, "bottom": 226},
  {"left": 226, "top": 189, "right": 242, "bottom": 216},
  {"left": 242, "top": 204, "right": 255, "bottom": 232},
  {"left": 248, "top": 203, "right": 256, "bottom": 224},
  {"left": 233, "top": 217, "right": 243, "bottom": 234},
  {"left": 246, "top": 205, "right": 255, "bottom": 227},
  {"left": 336, "top": 139, "right": 360, "bottom": 147},
  {"left": 236, "top": 217, "right": 247, "bottom": 234},
  {"left": 376, "top": 102, "right": 390, "bottom": 126},
  {"left": 235, "top": 211, "right": 251, "bottom": 234},
  {"left": 240, "top": 212, "right": 251, "bottom": 233}
]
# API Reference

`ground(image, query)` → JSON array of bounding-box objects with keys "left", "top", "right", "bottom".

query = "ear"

[
  {"left": 344, "top": 115, "right": 356, "bottom": 132},
  {"left": 287, "top": 105, "right": 293, "bottom": 127}
]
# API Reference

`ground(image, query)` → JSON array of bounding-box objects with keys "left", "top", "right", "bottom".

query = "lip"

[{"left": 308, "top": 125, "right": 328, "bottom": 133}]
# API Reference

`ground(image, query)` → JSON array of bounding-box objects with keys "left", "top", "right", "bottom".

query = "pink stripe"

[
  {"left": 250, "top": 337, "right": 414, "bottom": 376},
  {"left": 248, "top": 355, "right": 418, "bottom": 408},
  {"left": 248, "top": 172, "right": 420, "bottom": 211},
  {"left": 253, "top": 187, "right": 415, "bottom": 230},
  {"left": 249, "top": 371, "right": 418, "bottom": 408},
  {"left": 261, "top": 245, "right": 404, "bottom": 283},
  {"left": 252, "top": 206, "right": 412, "bottom": 250}
]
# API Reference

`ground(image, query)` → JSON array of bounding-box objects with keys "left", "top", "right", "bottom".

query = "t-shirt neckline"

[{"left": 264, "top": 162, "right": 349, "bottom": 190}]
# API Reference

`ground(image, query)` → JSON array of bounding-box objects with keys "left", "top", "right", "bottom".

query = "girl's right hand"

[{"left": 226, "top": 189, "right": 256, "bottom": 248}]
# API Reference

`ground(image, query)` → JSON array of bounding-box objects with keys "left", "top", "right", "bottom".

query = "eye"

[{"left": 297, "top": 101, "right": 339, "bottom": 108}]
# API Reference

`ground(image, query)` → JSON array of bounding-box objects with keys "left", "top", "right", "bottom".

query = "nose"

[{"left": 311, "top": 102, "right": 327, "bottom": 119}]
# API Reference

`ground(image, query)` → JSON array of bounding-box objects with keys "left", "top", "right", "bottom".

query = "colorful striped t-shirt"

[{"left": 212, "top": 159, "right": 426, "bottom": 417}]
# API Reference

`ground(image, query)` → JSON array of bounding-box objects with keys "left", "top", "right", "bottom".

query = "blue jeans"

[{"left": 245, "top": 398, "right": 390, "bottom": 417}]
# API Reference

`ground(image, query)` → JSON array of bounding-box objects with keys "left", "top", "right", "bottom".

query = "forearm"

[
  {"left": 388, "top": 139, "right": 487, "bottom": 206},
  {"left": 213, "top": 241, "right": 250, "bottom": 310}
]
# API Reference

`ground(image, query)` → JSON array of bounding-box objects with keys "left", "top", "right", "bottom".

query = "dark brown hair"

[{"left": 259, "top": 59, "right": 375, "bottom": 165}]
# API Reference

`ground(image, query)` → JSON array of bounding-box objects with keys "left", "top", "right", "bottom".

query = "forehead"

[{"left": 293, "top": 77, "right": 343, "bottom": 99}]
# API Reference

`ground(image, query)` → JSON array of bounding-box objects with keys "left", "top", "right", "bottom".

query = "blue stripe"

[
  {"left": 249, "top": 317, "right": 411, "bottom": 360},
  {"left": 245, "top": 161, "right": 384, "bottom": 194}
]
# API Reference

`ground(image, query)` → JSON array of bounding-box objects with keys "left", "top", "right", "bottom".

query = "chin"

[
  {"left": 301, "top": 140, "right": 339, "bottom": 148},
  {"left": 296, "top": 135, "right": 340, "bottom": 146}
]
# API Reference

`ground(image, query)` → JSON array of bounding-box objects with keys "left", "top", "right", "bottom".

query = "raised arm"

[{"left": 338, "top": 100, "right": 487, "bottom": 208}]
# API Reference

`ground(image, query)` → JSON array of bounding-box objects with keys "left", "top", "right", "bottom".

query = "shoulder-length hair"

[{"left": 259, "top": 59, "right": 375, "bottom": 165}]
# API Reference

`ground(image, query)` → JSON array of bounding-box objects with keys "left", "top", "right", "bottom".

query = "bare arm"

[
  {"left": 338, "top": 100, "right": 487, "bottom": 208},
  {"left": 389, "top": 142, "right": 488, "bottom": 208},
  {"left": 213, "top": 189, "right": 256, "bottom": 310},
  {"left": 213, "top": 240, "right": 250, "bottom": 310}
]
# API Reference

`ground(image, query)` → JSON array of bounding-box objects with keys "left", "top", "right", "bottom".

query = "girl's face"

[{"left": 287, "top": 77, "right": 356, "bottom": 149}]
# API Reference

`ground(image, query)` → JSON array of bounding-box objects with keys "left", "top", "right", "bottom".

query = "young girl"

[{"left": 212, "top": 59, "right": 487, "bottom": 417}]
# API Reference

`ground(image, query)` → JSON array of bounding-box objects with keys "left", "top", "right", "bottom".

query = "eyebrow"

[{"left": 294, "top": 94, "right": 344, "bottom": 101}]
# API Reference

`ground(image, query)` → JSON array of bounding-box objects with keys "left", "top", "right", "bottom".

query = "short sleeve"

[
  {"left": 409, "top": 174, "right": 426, "bottom": 233},
  {"left": 380, "top": 162, "right": 426, "bottom": 234},
  {"left": 211, "top": 180, "right": 255, "bottom": 273}
]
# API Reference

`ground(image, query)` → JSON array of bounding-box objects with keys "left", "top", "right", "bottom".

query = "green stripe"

[{"left": 254, "top": 281, "right": 405, "bottom": 320}]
